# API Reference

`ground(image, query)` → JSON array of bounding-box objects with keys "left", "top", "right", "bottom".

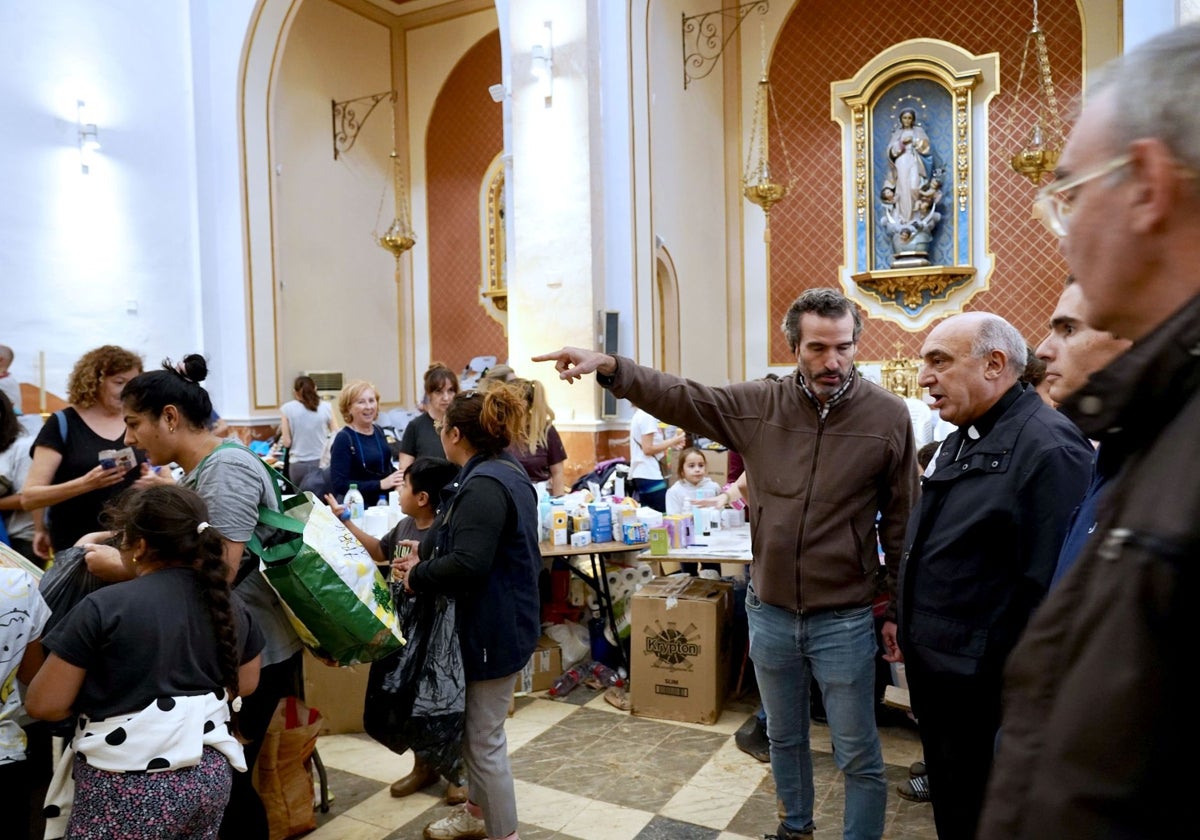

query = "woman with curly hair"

[
  {"left": 393, "top": 385, "right": 541, "bottom": 840},
  {"left": 22, "top": 345, "right": 144, "bottom": 558},
  {"left": 27, "top": 484, "right": 263, "bottom": 840}
]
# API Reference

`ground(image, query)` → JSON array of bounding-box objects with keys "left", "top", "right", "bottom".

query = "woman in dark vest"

[{"left": 395, "top": 385, "right": 540, "bottom": 840}]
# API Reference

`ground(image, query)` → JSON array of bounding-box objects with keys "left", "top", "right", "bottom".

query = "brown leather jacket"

[
  {"left": 978, "top": 292, "right": 1200, "bottom": 839},
  {"left": 604, "top": 358, "right": 917, "bottom": 613}
]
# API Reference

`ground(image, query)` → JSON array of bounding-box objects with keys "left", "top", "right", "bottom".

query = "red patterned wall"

[
  {"left": 426, "top": 31, "right": 506, "bottom": 372},
  {"left": 767, "top": 0, "right": 1082, "bottom": 362}
]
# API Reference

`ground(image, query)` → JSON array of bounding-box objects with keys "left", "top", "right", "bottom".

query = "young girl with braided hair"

[{"left": 27, "top": 484, "right": 263, "bottom": 839}]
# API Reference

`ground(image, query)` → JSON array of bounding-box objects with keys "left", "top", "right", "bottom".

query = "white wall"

[
  {"left": 274, "top": 0, "right": 398, "bottom": 402},
  {"left": 644, "top": 0, "right": 730, "bottom": 383},
  {"left": 0, "top": 0, "right": 206, "bottom": 404}
]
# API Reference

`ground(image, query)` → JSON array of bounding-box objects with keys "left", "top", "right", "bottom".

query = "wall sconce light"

[
  {"left": 77, "top": 100, "right": 100, "bottom": 174},
  {"left": 531, "top": 21, "right": 553, "bottom": 101}
]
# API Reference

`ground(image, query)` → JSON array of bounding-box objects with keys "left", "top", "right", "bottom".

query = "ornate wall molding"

[{"left": 831, "top": 39, "right": 999, "bottom": 331}]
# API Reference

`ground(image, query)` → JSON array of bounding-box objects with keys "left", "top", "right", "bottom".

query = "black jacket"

[
  {"left": 979, "top": 292, "right": 1200, "bottom": 839},
  {"left": 409, "top": 452, "right": 541, "bottom": 682},
  {"left": 897, "top": 386, "right": 1092, "bottom": 678}
]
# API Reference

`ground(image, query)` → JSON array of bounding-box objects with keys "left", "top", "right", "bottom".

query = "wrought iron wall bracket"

[
  {"left": 331, "top": 90, "right": 396, "bottom": 160},
  {"left": 682, "top": 0, "right": 769, "bottom": 89}
]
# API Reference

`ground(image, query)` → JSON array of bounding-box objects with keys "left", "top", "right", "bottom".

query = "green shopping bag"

[{"left": 248, "top": 491, "right": 405, "bottom": 665}]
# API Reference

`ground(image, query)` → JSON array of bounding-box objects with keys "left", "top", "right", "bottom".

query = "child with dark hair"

[
  {"left": 26, "top": 484, "right": 264, "bottom": 839},
  {"left": 917, "top": 440, "right": 941, "bottom": 473},
  {"left": 328, "top": 455, "right": 463, "bottom": 802},
  {"left": 665, "top": 446, "right": 722, "bottom": 515}
]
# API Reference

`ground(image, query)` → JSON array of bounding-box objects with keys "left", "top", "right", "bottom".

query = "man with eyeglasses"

[{"left": 978, "top": 22, "right": 1200, "bottom": 840}]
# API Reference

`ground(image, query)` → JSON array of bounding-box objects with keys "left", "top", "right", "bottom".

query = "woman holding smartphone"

[{"left": 22, "top": 345, "right": 145, "bottom": 558}]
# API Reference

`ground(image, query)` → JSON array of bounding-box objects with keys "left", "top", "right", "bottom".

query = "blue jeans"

[{"left": 747, "top": 584, "right": 886, "bottom": 840}]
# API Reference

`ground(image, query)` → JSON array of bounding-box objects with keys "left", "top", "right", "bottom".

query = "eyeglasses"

[{"left": 1033, "top": 154, "right": 1131, "bottom": 237}]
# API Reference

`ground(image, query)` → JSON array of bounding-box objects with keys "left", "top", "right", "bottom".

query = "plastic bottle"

[
  {"left": 548, "top": 662, "right": 589, "bottom": 698},
  {"left": 344, "top": 484, "right": 365, "bottom": 526},
  {"left": 589, "top": 661, "right": 624, "bottom": 688}
]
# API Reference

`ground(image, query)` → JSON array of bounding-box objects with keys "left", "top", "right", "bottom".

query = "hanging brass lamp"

[
  {"left": 376, "top": 152, "right": 416, "bottom": 263},
  {"left": 1010, "top": 0, "right": 1066, "bottom": 186}
]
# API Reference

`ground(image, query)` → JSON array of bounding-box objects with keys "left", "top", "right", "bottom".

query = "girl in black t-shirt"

[{"left": 27, "top": 484, "right": 263, "bottom": 839}]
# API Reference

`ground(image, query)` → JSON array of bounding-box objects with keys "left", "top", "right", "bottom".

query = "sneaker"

[
  {"left": 734, "top": 714, "right": 770, "bottom": 763},
  {"left": 765, "top": 822, "right": 814, "bottom": 840},
  {"left": 423, "top": 806, "right": 487, "bottom": 840},
  {"left": 897, "top": 773, "right": 931, "bottom": 803}
]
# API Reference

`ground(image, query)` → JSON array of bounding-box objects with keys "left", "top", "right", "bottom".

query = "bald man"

[{"left": 890, "top": 312, "right": 1092, "bottom": 840}]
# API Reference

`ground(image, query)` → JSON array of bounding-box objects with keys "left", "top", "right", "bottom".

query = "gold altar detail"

[
  {"left": 481, "top": 162, "right": 507, "bottom": 313},
  {"left": 852, "top": 265, "right": 977, "bottom": 310}
]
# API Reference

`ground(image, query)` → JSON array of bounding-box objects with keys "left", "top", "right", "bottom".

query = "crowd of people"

[{"left": 2, "top": 21, "right": 1198, "bottom": 840}]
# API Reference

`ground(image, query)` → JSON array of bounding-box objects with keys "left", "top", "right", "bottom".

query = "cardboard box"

[
  {"left": 630, "top": 577, "right": 733, "bottom": 724},
  {"left": 514, "top": 634, "right": 564, "bottom": 694},
  {"left": 302, "top": 649, "right": 371, "bottom": 735}
]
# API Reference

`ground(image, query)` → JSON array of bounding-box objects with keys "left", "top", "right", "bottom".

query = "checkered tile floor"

[{"left": 306, "top": 686, "right": 937, "bottom": 839}]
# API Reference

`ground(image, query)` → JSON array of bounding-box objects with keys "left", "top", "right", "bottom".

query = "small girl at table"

[{"left": 666, "top": 447, "right": 722, "bottom": 515}]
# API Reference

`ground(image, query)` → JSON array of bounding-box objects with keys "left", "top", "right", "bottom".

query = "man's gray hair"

[
  {"left": 969, "top": 314, "right": 1027, "bottom": 378},
  {"left": 1091, "top": 21, "right": 1200, "bottom": 194},
  {"left": 781, "top": 288, "right": 863, "bottom": 352}
]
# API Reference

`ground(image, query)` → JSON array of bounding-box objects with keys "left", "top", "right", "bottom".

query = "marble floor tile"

[
  {"left": 314, "top": 688, "right": 940, "bottom": 840},
  {"left": 634, "top": 815, "right": 720, "bottom": 839},
  {"left": 557, "top": 798, "right": 655, "bottom": 840},
  {"left": 660, "top": 782, "right": 755, "bottom": 830}
]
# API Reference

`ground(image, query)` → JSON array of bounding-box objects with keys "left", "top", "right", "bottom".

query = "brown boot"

[
  {"left": 390, "top": 755, "right": 438, "bottom": 798},
  {"left": 444, "top": 781, "right": 468, "bottom": 805}
]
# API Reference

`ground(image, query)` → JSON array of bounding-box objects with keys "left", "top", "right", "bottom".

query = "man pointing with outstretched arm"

[{"left": 535, "top": 288, "right": 917, "bottom": 840}]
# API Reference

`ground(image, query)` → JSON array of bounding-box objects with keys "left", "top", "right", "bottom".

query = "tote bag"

[
  {"left": 248, "top": 491, "right": 405, "bottom": 665},
  {"left": 252, "top": 697, "right": 322, "bottom": 840}
]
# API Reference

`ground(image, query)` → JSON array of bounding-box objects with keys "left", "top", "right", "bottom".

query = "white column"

[{"left": 501, "top": 0, "right": 608, "bottom": 426}]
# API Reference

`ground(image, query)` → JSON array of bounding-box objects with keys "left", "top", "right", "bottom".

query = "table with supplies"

[
  {"left": 539, "top": 539, "right": 647, "bottom": 670},
  {"left": 640, "top": 523, "right": 752, "bottom": 572}
]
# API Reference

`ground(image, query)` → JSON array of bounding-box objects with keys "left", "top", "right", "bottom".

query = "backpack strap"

[{"left": 55, "top": 410, "right": 67, "bottom": 444}]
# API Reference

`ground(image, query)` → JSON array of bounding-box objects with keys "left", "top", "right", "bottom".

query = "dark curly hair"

[
  {"left": 66, "top": 345, "right": 143, "bottom": 408},
  {"left": 103, "top": 484, "right": 242, "bottom": 709},
  {"left": 121, "top": 354, "right": 213, "bottom": 429}
]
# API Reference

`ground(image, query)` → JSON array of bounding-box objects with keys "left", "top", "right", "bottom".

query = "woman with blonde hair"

[
  {"left": 508, "top": 378, "right": 567, "bottom": 497},
  {"left": 397, "top": 362, "right": 459, "bottom": 472},
  {"left": 22, "top": 345, "right": 145, "bottom": 558},
  {"left": 394, "top": 385, "right": 540, "bottom": 840},
  {"left": 330, "top": 379, "right": 402, "bottom": 507}
]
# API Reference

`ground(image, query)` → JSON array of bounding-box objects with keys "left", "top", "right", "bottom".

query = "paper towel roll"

[{"left": 363, "top": 507, "right": 391, "bottom": 539}]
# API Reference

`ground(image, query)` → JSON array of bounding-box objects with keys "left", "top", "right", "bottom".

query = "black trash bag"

[
  {"left": 363, "top": 589, "right": 466, "bottom": 784},
  {"left": 39, "top": 546, "right": 107, "bottom": 634}
]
